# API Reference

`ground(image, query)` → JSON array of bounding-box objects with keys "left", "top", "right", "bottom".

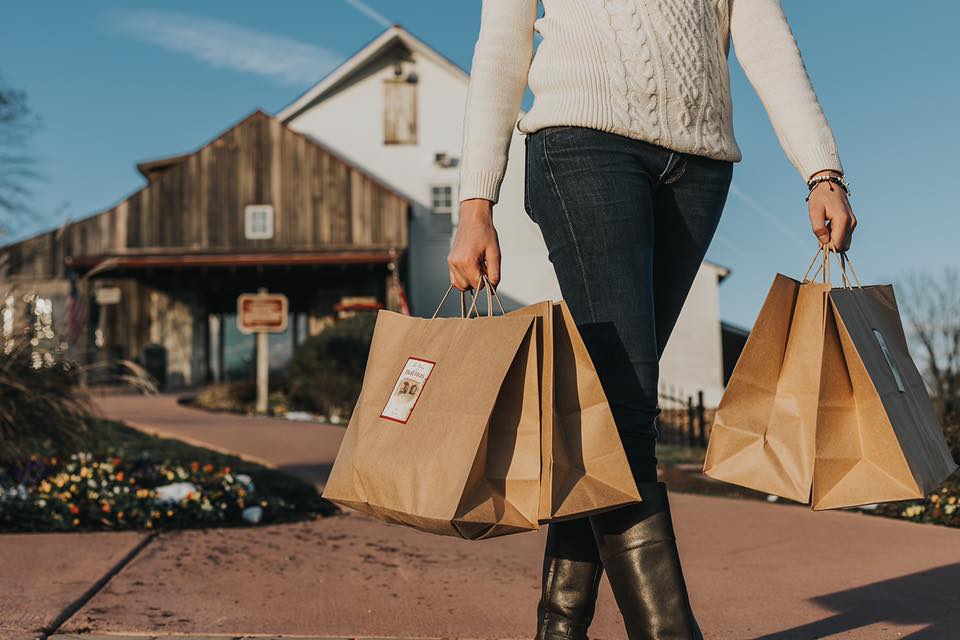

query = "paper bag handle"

[
  {"left": 431, "top": 274, "right": 507, "bottom": 319},
  {"left": 465, "top": 274, "right": 506, "bottom": 318},
  {"left": 801, "top": 244, "right": 862, "bottom": 290},
  {"left": 431, "top": 285, "right": 470, "bottom": 319}
]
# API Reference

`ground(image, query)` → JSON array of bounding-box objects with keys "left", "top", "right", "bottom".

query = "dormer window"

[{"left": 384, "top": 71, "right": 418, "bottom": 145}]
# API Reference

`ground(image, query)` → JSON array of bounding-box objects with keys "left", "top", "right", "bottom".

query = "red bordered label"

[{"left": 380, "top": 357, "right": 435, "bottom": 424}]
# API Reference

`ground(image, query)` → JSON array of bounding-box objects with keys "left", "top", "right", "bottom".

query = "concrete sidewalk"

[
  {"left": 5, "top": 391, "right": 959, "bottom": 639},
  {"left": 0, "top": 531, "right": 149, "bottom": 640}
]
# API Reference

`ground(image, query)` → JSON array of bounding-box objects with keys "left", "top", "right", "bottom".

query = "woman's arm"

[
  {"left": 450, "top": 0, "right": 537, "bottom": 290},
  {"left": 730, "top": 0, "right": 855, "bottom": 250},
  {"left": 730, "top": 0, "right": 841, "bottom": 180},
  {"left": 457, "top": 0, "right": 537, "bottom": 204}
]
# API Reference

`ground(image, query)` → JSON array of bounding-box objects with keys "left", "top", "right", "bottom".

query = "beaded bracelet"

[{"left": 805, "top": 173, "right": 851, "bottom": 201}]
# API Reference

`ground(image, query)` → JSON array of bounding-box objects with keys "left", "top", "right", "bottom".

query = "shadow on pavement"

[
  {"left": 753, "top": 562, "right": 960, "bottom": 639},
  {"left": 279, "top": 462, "right": 334, "bottom": 488}
]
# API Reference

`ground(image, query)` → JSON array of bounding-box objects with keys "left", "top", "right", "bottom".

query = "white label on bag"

[{"left": 380, "top": 357, "right": 435, "bottom": 423}]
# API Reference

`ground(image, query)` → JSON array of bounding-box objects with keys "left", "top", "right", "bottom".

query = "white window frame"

[
  {"left": 245, "top": 204, "right": 274, "bottom": 240},
  {"left": 430, "top": 185, "right": 454, "bottom": 215}
]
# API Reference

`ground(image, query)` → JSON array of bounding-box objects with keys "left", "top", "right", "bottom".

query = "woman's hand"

[
  {"left": 448, "top": 198, "right": 501, "bottom": 291},
  {"left": 807, "top": 170, "right": 857, "bottom": 251}
]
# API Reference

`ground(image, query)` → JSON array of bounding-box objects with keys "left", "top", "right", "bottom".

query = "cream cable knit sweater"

[{"left": 458, "top": 0, "right": 843, "bottom": 204}]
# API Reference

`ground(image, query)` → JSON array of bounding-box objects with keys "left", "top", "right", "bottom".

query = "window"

[
  {"left": 245, "top": 204, "right": 274, "bottom": 239},
  {"left": 383, "top": 78, "right": 418, "bottom": 145},
  {"left": 430, "top": 185, "right": 453, "bottom": 215}
]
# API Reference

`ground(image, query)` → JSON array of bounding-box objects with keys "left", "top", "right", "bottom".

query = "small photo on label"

[{"left": 381, "top": 357, "right": 435, "bottom": 423}]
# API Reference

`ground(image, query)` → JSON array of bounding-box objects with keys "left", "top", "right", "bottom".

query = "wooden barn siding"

[{"left": 1, "top": 113, "right": 408, "bottom": 281}]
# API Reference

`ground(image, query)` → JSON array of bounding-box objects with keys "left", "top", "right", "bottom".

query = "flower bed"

[
  {"left": 0, "top": 420, "right": 336, "bottom": 532},
  {"left": 864, "top": 483, "right": 960, "bottom": 528},
  {"left": 657, "top": 444, "right": 960, "bottom": 528}
]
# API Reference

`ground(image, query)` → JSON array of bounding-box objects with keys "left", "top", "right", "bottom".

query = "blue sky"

[{"left": 1, "top": 1, "right": 957, "bottom": 327}]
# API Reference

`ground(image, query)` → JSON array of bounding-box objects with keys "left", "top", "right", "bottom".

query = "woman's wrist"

[
  {"left": 808, "top": 168, "right": 843, "bottom": 180},
  {"left": 459, "top": 198, "right": 495, "bottom": 223},
  {"left": 805, "top": 171, "right": 850, "bottom": 200}
]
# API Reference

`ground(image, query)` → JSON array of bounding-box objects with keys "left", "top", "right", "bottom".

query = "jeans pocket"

[{"left": 523, "top": 136, "right": 537, "bottom": 224}]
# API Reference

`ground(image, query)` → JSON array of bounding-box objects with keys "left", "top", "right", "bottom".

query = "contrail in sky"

[
  {"left": 728, "top": 183, "right": 809, "bottom": 252},
  {"left": 343, "top": 0, "right": 393, "bottom": 28},
  {"left": 115, "top": 10, "right": 342, "bottom": 87}
]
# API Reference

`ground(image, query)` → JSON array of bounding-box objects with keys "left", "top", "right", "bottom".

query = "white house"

[{"left": 279, "top": 25, "right": 739, "bottom": 406}]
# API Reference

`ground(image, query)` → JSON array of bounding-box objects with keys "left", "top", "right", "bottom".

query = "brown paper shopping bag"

[
  {"left": 322, "top": 302, "right": 542, "bottom": 539},
  {"left": 705, "top": 247, "right": 957, "bottom": 509},
  {"left": 508, "top": 299, "right": 640, "bottom": 522},
  {"left": 506, "top": 300, "right": 556, "bottom": 521},
  {"left": 548, "top": 301, "right": 641, "bottom": 519},
  {"left": 702, "top": 273, "right": 827, "bottom": 502},
  {"left": 812, "top": 276, "right": 957, "bottom": 509}
]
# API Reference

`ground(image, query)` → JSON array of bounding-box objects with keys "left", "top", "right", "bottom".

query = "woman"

[{"left": 450, "top": 1, "right": 855, "bottom": 638}]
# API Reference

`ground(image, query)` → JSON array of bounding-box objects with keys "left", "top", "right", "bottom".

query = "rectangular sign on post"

[
  {"left": 237, "top": 293, "right": 289, "bottom": 334},
  {"left": 237, "top": 291, "right": 289, "bottom": 414}
]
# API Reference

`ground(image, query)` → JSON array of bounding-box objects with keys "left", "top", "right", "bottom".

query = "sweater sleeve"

[
  {"left": 730, "top": 0, "right": 843, "bottom": 182},
  {"left": 457, "top": 0, "right": 538, "bottom": 205}
]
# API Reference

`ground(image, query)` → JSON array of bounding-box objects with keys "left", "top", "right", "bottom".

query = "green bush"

[
  {"left": 287, "top": 313, "right": 377, "bottom": 417},
  {"left": 188, "top": 382, "right": 289, "bottom": 416}
]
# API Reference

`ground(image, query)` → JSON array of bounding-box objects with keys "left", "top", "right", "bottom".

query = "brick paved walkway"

[{"left": 4, "top": 391, "right": 957, "bottom": 639}]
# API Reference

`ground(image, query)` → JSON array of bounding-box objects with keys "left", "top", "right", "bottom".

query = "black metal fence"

[{"left": 657, "top": 387, "right": 710, "bottom": 448}]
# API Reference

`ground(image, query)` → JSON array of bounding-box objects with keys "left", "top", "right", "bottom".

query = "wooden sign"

[
  {"left": 237, "top": 293, "right": 288, "bottom": 334},
  {"left": 94, "top": 286, "right": 122, "bottom": 305}
]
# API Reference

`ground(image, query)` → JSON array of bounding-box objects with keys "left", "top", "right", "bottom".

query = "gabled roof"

[
  {"left": 0, "top": 109, "right": 411, "bottom": 258},
  {"left": 136, "top": 152, "right": 191, "bottom": 181},
  {"left": 705, "top": 260, "right": 732, "bottom": 283},
  {"left": 277, "top": 24, "right": 470, "bottom": 123}
]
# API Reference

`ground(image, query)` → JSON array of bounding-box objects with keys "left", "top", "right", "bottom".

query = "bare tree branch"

[
  {"left": 0, "top": 75, "right": 41, "bottom": 226},
  {"left": 898, "top": 267, "right": 960, "bottom": 423}
]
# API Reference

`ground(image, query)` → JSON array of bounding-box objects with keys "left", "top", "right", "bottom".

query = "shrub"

[
  {"left": 287, "top": 313, "right": 377, "bottom": 417},
  {"left": 189, "top": 382, "right": 289, "bottom": 416},
  {"left": 0, "top": 330, "right": 89, "bottom": 467}
]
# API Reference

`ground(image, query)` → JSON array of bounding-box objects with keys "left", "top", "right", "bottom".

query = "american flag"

[
  {"left": 65, "top": 271, "right": 86, "bottom": 345},
  {"left": 392, "top": 266, "right": 410, "bottom": 316}
]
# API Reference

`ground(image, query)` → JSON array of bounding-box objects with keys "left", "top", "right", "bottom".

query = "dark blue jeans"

[{"left": 524, "top": 126, "right": 733, "bottom": 485}]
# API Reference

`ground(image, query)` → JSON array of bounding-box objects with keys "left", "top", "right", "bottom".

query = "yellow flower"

[
  {"left": 166, "top": 510, "right": 174, "bottom": 517},
  {"left": 72, "top": 518, "right": 80, "bottom": 526},
  {"left": 136, "top": 489, "right": 150, "bottom": 499},
  {"left": 902, "top": 505, "right": 926, "bottom": 518},
  {"left": 39, "top": 480, "right": 52, "bottom": 494},
  {"left": 930, "top": 494, "right": 940, "bottom": 503},
  {"left": 948, "top": 496, "right": 957, "bottom": 505}
]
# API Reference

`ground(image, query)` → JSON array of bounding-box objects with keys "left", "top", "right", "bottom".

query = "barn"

[{"left": 0, "top": 110, "right": 410, "bottom": 386}]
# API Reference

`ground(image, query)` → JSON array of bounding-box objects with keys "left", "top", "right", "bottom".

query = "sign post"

[{"left": 237, "top": 289, "right": 289, "bottom": 414}]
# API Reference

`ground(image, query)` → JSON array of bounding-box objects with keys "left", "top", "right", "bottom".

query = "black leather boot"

[
  {"left": 589, "top": 482, "right": 702, "bottom": 640},
  {"left": 535, "top": 517, "right": 604, "bottom": 639}
]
